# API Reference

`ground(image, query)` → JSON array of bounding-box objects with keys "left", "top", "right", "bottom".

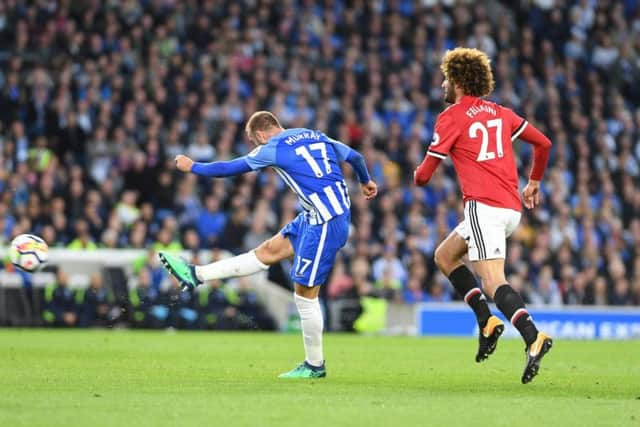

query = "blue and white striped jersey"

[{"left": 245, "top": 128, "right": 352, "bottom": 224}]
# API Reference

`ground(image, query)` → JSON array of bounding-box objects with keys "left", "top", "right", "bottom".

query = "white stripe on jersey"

[
  {"left": 308, "top": 222, "right": 328, "bottom": 286},
  {"left": 511, "top": 120, "right": 528, "bottom": 141},
  {"left": 337, "top": 180, "right": 351, "bottom": 208},
  {"left": 309, "top": 193, "right": 333, "bottom": 222},
  {"left": 273, "top": 167, "right": 350, "bottom": 224},
  {"left": 323, "top": 185, "right": 344, "bottom": 215},
  {"left": 427, "top": 151, "right": 447, "bottom": 160},
  {"left": 273, "top": 167, "right": 315, "bottom": 211}
]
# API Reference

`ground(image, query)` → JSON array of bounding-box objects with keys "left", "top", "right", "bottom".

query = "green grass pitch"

[{"left": 0, "top": 329, "right": 638, "bottom": 427}]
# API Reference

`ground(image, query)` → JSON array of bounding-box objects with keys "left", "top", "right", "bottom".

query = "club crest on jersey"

[{"left": 430, "top": 132, "right": 440, "bottom": 146}]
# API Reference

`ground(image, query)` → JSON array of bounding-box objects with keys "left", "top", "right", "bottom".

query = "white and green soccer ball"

[{"left": 9, "top": 234, "right": 49, "bottom": 272}]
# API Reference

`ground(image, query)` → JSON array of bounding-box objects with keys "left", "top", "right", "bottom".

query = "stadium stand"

[{"left": 0, "top": 1, "right": 639, "bottom": 329}]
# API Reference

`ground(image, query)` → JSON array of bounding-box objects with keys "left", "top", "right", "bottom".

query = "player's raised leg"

[
  {"left": 434, "top": 230, "right": 504, "bottom": 362},
  {"left": 159, "top": 233, "right": 293, "bottom": 290},
  {"left": 474, "top": 259, "right": 553, "bottom": 384}
]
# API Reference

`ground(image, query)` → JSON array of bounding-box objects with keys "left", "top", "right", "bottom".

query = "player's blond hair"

[
  {"left": 245, "top": 111, "right": 283, "bottom": 141},
  {"left": 440, "top": 48, "right": 495, "bottom": 97}
]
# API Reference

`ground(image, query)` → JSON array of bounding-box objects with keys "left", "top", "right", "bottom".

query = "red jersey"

[{"left": 416, "top": 96, "right": 551, "bottom": 212}]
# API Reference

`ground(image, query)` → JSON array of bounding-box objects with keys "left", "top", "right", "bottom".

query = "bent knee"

[
  {"left": 434, "top": 245, "right": 456, "bottom": 274},
  {"left": 255, "top": 236, "right": 290, "bottom": 265},
  {"left": 433, "top": 247, "right": 445, "bottom": 270},
  {"left": 475, "top": 269, "right": 507, "bottom": 297},
  {"left": 255, "top": 241, "right": 276, "bottom": 265},
  {"left": 478, "top": 273, "right": 507, "bottom": 291}
]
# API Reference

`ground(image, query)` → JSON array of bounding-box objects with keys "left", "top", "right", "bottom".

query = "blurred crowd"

[
  {"left": 36, "top": 264, "right": 275, "bottom": 330},
  {"left": 0, "top": 0, "right": 639, "bottom": 309}
]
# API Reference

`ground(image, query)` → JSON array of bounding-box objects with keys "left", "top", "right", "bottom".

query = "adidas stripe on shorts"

[{"left": 454, "top": 200, "right": 521, "bottom": 262}]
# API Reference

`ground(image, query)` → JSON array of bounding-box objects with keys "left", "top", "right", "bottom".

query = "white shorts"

[{"left": 454, "top": 200, "right": 521, "bottom": 261}]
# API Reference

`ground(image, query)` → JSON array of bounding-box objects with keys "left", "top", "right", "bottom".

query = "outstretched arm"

[
  {"left": 175, "top": 155, "right": 252, "bottom": 177},
  {"left": 191, "top": 158, "right": 252, "bottom": 177}
]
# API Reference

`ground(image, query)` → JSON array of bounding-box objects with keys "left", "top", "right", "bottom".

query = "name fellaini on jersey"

[{"left": 465, "top": 103, "right": 497, "bottom": 118}]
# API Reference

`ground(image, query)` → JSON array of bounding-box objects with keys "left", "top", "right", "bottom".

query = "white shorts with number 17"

[{"left": 454, "top": 200, "right": 521, "bottom": 262}]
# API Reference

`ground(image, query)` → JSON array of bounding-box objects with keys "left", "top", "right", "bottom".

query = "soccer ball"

[{"left": 9, "top": 234, "right": 49, "bottom": 272}]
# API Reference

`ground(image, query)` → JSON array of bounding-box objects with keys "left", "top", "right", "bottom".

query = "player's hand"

[
  {"left": 522, "top": 180, "right": 541, "bottom": 209},
  {"left": 175, "top": 155, "right": 194, "bottom": 173},
  {"left": 361, "top": 181, "right": 378, "bottom": 200}
]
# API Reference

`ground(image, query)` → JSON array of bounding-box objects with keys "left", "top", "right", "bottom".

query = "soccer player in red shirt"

[{"left": 414, "top": 48, "right": 553, "bottom": 384}]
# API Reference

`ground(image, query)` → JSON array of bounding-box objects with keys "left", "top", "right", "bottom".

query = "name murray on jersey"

[{"left": 283, "top": 130, "right": 322, "bottom": 145}]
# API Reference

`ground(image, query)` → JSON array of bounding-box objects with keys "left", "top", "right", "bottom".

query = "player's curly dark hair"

[{"left": 440, "top": 48, "right": 495, "bottom": 97}]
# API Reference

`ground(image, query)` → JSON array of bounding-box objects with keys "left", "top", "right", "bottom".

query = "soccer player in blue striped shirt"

[{"left": 159, "top": 111, "right": 377, "bottom": 378}]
